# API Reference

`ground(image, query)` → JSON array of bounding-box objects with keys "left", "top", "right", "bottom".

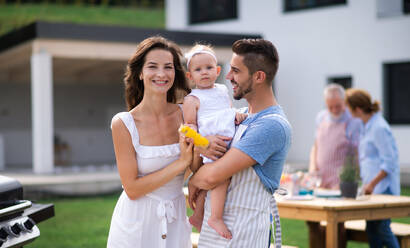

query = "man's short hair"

[
  {"left": 324, "top": 83, "right": 345, "bottom": 99},
  {"left": 232, "top": 39, "right": 279, "bottom": 84}
]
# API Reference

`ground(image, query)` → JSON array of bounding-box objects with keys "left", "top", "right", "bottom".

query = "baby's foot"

[
  {"left": 208, "top": 218, "right": 232, "bottom": 239},
  {"left": 189, "top": 215, "right": 203, "bottom": 232}
]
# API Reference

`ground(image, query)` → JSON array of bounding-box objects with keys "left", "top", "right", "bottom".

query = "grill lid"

[{"left": 0, "top": 176, "right": 23, "bottom": 201}]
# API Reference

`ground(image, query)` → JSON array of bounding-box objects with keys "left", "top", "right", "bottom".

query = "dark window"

[
  {"left": 327, "top": 76, "right": 352, "bottom": 89},
  {"left": 384, "top": 62, "right": 410, "bottom": 124},
  {"left": 404, "top": 0, "right": 410, "bottom": 14},
  {"left": 3, "top": 0, "right": 164, "bottom": 7},
  {"left": 189, "top": 0, "right": 237, "bottom": 24},
  {"left": 284, "top": 0, "right": 347, "bottom": 12}
]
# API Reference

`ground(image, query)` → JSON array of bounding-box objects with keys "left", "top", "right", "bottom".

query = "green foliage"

[
  {"left": 339, "top": 154, "right": 361, "bottom": 183},
  {"left": 0, "top": 3, "right": 165, "bottom": 36}
]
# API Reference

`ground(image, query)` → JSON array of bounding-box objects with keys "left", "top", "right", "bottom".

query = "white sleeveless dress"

[{"left": 107, "top": 112, "right": 192, "bottom": 248}]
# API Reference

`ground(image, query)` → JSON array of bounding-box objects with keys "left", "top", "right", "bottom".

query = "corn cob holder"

[{"left": 178, "top": 124, "right": 209, "bottom": 148}]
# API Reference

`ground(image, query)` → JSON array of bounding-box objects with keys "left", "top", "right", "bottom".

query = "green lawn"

[
  {"left": 0, "top": 3, "right": 164, "bottom": 36},
  {"left": 26, "top": 193, "right": 119, "bottom": 248},
  {"left": 26, "top": 188, "right": 410, "bottom": 248}
]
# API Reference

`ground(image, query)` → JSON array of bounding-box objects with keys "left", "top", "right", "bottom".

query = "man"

[
  {"left": 309, "top": 83, "right": 362, "bottom": 188},
  {"left": 188, "top": 39, "right": 292, "bottom": 247},
  {"left": 307, "top": 83, "right": 362, "bottom": 248}
]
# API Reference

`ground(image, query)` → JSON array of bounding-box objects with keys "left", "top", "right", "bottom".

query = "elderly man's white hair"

[{"left": 324, "top": 83, "right": 345, "bottom": 99}]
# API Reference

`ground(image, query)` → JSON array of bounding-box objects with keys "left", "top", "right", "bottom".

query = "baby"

[{"left": 183, "top": 44, "right": 247, "bottom": 239}]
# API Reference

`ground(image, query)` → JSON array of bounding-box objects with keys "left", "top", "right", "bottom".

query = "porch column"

[{"left": 31, "top": 50, "right": 54, "bottom": 174}]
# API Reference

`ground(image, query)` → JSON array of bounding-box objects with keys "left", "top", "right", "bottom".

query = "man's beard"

[
  {"left": 233, "top": 80, "right": 253, "bottom": 100},
  {"left": 330, "top": 112, "right": 343, "bottom": 121}
]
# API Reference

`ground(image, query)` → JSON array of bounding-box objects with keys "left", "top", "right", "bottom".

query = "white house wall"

[{"left": 166, "top": 0, "right": 410, "bottom": 167}]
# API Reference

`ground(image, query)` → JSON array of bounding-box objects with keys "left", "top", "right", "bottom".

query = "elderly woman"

[{"left": 345, "top": 88, "right": 400, "bottom": 248}]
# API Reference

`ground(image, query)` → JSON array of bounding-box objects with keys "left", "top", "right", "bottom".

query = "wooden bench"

[
  {"left": 344, "top": 220, "right": 410, "bottom": 248},
  {"left": 320, "top": 220, "right": 410, "bottom": 248},
  {"left": 191, "top": 233, "right": 298, "bottom": 248}
]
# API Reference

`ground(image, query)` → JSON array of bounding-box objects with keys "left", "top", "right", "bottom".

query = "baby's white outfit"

[
  {"left": 107, "top": 112, "right": 191, "bottom": 248},
  {"left": 188, "top": 83, "right": 236, "bottom": 163}
]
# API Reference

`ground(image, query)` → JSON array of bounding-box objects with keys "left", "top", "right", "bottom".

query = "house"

[
  {"left": 0, "top": 21, "right": 261, "bottom": 173},
  {"left": 166, "top": 0, "right": 410, "bottom": 170}
]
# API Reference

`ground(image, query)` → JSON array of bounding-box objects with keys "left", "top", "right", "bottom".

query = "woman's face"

[
  {"left": 140, "top": 49, "right": 175, "bottom": 94},
  {"left": 348, "top": 105, "right": 360, "bottom": 118}
]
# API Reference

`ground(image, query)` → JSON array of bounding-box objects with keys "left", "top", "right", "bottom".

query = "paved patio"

[
  {"left": 1, "top": 163, "right": 409, "bottom": 200},
  {"left": 2, "top": 164, "right": 122, "bottom": 199}
]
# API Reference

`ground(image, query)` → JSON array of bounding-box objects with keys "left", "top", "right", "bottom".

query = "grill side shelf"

[{"left": 22, "top": 203, "right": 55, "bottom": 224}]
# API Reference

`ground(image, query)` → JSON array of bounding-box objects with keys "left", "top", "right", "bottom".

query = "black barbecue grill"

[{"left": 0, "top": 175, "right": 54, "bottom": 248}]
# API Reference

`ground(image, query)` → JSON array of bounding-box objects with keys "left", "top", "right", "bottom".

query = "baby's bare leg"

[
  {"left": 208, "top": 179, "right": 232, "bottom": 239},
  {"left": 189, "top": 190, "right": 207, "bottom": 232}
]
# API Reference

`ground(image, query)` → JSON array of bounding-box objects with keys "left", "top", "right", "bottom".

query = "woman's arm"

[
  {"left": 112, "top": 118, "right": 193, "bottom": 200},
  {"left": 363, "top": 170, "right": 387, "bottom": 194}
]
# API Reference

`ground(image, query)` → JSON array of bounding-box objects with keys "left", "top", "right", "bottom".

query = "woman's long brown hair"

[{"left": 124, "top": 36, "right": 190, "bottom": 111}]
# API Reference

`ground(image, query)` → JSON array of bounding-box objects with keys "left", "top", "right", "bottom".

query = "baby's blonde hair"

[
  {"left": 188, "top": 44, "right": 215, "bottom": 54},
  {"left": 185, "top": 44, "right": 217, "bottom": 69}
]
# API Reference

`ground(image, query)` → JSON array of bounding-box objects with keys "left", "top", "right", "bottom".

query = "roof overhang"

[{"left": 0, "top": 21, "right": 263, "bottom": 84}]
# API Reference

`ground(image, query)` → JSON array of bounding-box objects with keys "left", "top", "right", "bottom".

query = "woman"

[
  {"left": 345, "top": 88, "right": 400, "bottom": 248},
  {"left": 107, "top": 36, "right": 193, "bottom": 248}
]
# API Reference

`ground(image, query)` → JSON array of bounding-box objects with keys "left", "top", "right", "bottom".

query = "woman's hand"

[
  {"left": 363, "top": 183, "right": 374, "bottom": 195},
  {"left": 196, "top": 135, "right": 232, "bottom": 161},
  {"left": 188, "top": 180, "right": 201, "bottom": 210},
  {"left": 178, "top": 134, "right": 194, "bottom": 169}
]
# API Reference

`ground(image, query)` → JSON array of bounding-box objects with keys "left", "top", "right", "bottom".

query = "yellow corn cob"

[{"left": 178, "top": 124, "right": 209, "bottom": 148}]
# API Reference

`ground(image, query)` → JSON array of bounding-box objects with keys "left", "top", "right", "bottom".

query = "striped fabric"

[
  {"left": 316, "top": 119, "right": 349, "bottom": 188},
  {"left": 270, "top": 196, "right": 281, "bottom": 248},
  {"left": 198, "top": 166, "right": 278, "bottom": 247}
]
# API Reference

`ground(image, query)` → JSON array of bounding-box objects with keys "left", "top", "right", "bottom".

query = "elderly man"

[
  {"left": 309, "top": 83, "right": 362, "bottom": 188},
  {"left": 307, "top": 83, "right": 362, "bottom": 248}
]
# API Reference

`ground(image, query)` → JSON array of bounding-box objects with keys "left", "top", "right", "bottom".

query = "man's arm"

[{"left": 190, "top": 147, "right": 256, "bottom": 190}]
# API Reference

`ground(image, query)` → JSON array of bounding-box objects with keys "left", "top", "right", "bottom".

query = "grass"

[
  {"left": 0, "top": 3, "right": 165, "bottom": 36},
  {"left": 26, "top": 193, "right": 119, "bottom": 248},
  {"left": 25, "top": 188, "right": 410, "bottom": 248}
]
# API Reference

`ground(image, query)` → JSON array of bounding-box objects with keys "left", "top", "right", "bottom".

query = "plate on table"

[
  {"left": 314, "top": 188, "right": 341, "bottom": 198},
  {"left": 283, "top": 195, "right": 314, "bottom": 201}
]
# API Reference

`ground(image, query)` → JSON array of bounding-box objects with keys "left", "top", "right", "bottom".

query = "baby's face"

[{"left": 188, "top": 53, "right": 220, "bottom": 89}]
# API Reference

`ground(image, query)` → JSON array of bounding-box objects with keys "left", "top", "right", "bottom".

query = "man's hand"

[{"left": 195, "top": 135, "right": 232, "bottom": 161}]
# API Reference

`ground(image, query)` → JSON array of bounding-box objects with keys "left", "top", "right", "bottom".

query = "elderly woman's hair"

[
  {"left": 124, "top": 36, "right": 190, "bottom": 111},
  {"left": 324, "top": 83, "right": 345, "bottom": 99},
  {"left": 345, "top": 88, "right": 380, "bottom": 114}
]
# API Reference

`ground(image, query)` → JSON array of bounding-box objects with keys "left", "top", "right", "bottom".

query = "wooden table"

[{"left": 277, "top": 194, "right": 410, "bottom": 248}]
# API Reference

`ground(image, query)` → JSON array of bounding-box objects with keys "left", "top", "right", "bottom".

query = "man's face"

[
  {"left": 326, "top": 95, "right": 345, "bottom": 119},
  {"left": 226, "top": 53, "right": 253, "bottom": 100}
]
